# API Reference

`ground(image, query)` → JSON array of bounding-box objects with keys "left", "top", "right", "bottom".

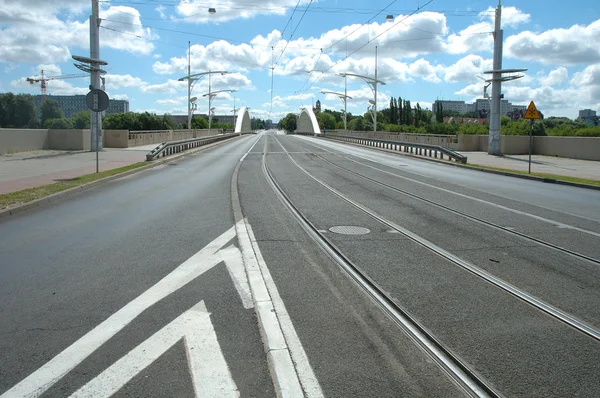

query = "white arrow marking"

[
  {"left": 2, "top": 226, "right": 240, "bottom": 398},
  {"left": 70, "top": 300, "right": 238, "bottom": 398}
]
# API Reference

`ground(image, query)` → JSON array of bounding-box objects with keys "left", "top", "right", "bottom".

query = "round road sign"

[{"left": 86, "top": 89, "right": 110, "bottom": 112}]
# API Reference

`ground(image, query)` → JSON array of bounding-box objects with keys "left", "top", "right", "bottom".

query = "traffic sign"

[
  {"left": 523, "top": 101, "right": 541, "bottom": 120},
  {"left": 86, "top": 89, "right": 110, "bottom": 112}
]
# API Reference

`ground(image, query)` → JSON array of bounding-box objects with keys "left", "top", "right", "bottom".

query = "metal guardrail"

[
  {"left": 320, "top": 134, "right": 468, "bottom": 163},
  {"left": 146, "top": 133, "right": 239, "bottom": 161},
  {"left": 288, "top": 131, "right": 316, "bottom": 136}
]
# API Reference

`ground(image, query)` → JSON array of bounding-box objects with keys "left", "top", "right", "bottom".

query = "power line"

[
  {"left": 289, "top": 0, "right": 435, "bottom": 110},
  {"left": 273, "top": 0, "right": 313, "bottom": 67},
  {"left": 272, "top": 0, "right": 302, "bottom": 52},
  {"left": 100, "top": 18, "right": 322, "bottom": 50}
]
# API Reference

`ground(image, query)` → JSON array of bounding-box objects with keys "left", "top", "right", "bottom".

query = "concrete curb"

[
  {"left": 317, "top": 137, "right": 600, "bottom": 192},
  {"left": 0, "top": 136, "right": 247, "bottom": 220}
]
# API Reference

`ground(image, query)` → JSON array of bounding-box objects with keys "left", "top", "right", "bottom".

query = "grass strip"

[
  {"left": 466, "top": 163, "right": 600, "bottom": 187},
  {"left": 0, "top": 162, "right": 148, "bottom": 209}
]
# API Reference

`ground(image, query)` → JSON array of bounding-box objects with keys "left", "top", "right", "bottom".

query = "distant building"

[
  {"left": 578, "top": 109, "right": 599, "bottom": 126},
  {"left": 313, "top": 100, "right": 321, "bottom": 115},
  {"left": 433, "top": 99, "right": 526, "bottom": 118},
  {"left": 266, "top": 119, "right": 273, "bottom": 129},
  {"left": 33, "top": 94, "right": 129, "bottom": 118}
]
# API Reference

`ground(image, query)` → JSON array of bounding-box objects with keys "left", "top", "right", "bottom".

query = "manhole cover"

[{"left": 329, "top": 226, "right": 371, "bottom": 235}]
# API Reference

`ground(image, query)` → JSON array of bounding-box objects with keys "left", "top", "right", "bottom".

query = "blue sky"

[{"left": 2, "top": 0, "right": 600, "bottom": 121}]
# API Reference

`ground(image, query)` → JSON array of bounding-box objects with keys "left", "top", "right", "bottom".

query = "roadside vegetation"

[
  {"left": 0, "top": 92, "right": 269, "bottom": 131},
  {"left": 278, "top": 96, "right": 600, "bottom": 137}
]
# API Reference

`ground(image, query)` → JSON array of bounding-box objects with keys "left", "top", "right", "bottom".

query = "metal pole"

[
  {"left": 489, "top": 0, "right": 503, "bottom": 155},
  {"left": 90, "top": 0, "right": 102, "bottom": 152},
  {"left": 528, "top": 119, "right": 533, "bottom": 174},
  {"left": 187, "top": 41, "right": 191, "bottom": 130},
  {"left": 344, "top": 75, "right": 348, "bottom": 130},
  {"left": 374, "top": 45, "right": 378, "bottom": 132},
  {"left": 96, "top": 111, "right": 99, "bottom": 173},
  {"left": 208, "top": 71, "right": 212, "bottom": 132}
]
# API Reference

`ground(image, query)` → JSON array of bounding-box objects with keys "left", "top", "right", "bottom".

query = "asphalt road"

[{"left": 1, "top": 130, "right": 599, "bottom": 397}]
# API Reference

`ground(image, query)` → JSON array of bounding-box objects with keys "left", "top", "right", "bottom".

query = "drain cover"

[{"left": 329, "top": 226, "right": 371, "bottom": 235}]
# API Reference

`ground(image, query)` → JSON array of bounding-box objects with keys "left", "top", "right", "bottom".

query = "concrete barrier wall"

[
  {"left": 0, "top": 129, "right": 48, "bottom": 154},
  {"left": 104, "top": 130, "right": 129, "bottom": 148},
  {"left": 323, "top": 130, "right": 600, "bottom": 160},
  {"left": 533, "top": 136, "right": 600, "bottom": 160},
  {"left": 48, "top": 129, "right": 91, "bottom": 151},
  {"left": 127, "top": 129, "right": 213, "bottom": 148}
]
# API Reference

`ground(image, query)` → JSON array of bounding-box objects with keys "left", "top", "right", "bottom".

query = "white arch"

[
  {"left": 297, "top": 107, "right": 321, "bottom": 135},
  {"left": 235, "top": 106, "right": 252, "bottom": 133}
]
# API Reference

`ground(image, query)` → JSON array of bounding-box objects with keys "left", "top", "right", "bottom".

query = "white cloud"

[
  {"left": 0, "top": 4, "right": 157, "bottom": 64},
  {"left": 539, "top": 67, "right": 569, "bottom": 86},
  {"left": 446, "top": 22, "right": 493, "bottom": 54},
  {"left": 443, "top": 55, "right": 492, "bottom": 83},
  {"left": 141, "top": 79, "right": 187, "bottom": 94},
  {"left": 571, "top": 64, "right": 600, "bottom": 86},
  {"left": 110, "top": 94, "right": 129, "bottom": 101},
  {"left": 505, "top": 19, "right": 600, "bottom": 65},
  {"left": 156, "top": 99, "right": 182, "bottom": 106},
  {"left": 408, "top": 59, "right": 441, "bottom": 83},
  {"left": 478, "top": 6, "right": 531, "bottom": 28},
  {"left": 105, "top": 74, "right": 146, "bottom": 89}
]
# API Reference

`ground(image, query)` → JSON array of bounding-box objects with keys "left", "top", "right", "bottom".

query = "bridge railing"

[
  {"left": 146, "top": 133, "right": 240, "bottom": 161},
  {"left": 319, "top": 134, "right": 468, "bottom": 163}
]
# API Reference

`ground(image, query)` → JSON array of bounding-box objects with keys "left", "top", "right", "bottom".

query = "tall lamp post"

[
  {"left": 202, "top": 89, "right": 237, "bottom": 131},
  {"left": 321, "top": 90, "right": 353, "bottom": 130},
  {"left": 338, "top": 69, "right": 386, "bottom": 131},
  {"left": 178, "top": 66, "right": 229, "bottom": 130}
]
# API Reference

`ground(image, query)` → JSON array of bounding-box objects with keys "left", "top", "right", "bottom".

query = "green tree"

[
  {"left": 281, "top": 113, "right": 297, "bottom": 132},
  {"left": 191, "top": 116, "right": 209, "bottom": 129},
  {"left": 0, "top": 93, "right": 17, "bottom": 127},
  {"left": 348, "top": 117, "right": 364, "bottom": 131},
  {"left": 14, "top": 94, "right": 38, "bottom": 128},
  {"left": 41, "top": 99, "right": 63, "bottom": 126},
  {"left": 45, "top": 118, "right": 73, "bottom": 129},
  {"left": 435, "top": 102, "right": 444, "bottom": 123},
  {"left": 317, "top": 112, "right": 336, "bottom": 130},
  {"left": 71, "top": 110, "right": 90, "bottom": 129}
]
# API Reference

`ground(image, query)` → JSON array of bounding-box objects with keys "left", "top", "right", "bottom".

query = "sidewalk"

[
  {"left": 0, "top": 147, "right": 152, "bottom": 195},
  {"left": 459, "top": 152, "right": 600, "bottom": 181}
]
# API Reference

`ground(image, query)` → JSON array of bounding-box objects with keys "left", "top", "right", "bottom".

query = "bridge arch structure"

[
  {"left": 297, "top": 107, "right": 321, "bottom": 135},
  {"left": 235, "top": 106, "right": 252, "bottom": 133}
]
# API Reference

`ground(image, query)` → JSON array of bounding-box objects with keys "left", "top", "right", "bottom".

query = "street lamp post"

[
  {"left": 202, "top": 89, "right": 237, "bottom": 132},
  {"left": 178, "top": 68, "right": 229, "bottom": 130},
  {"left": 321, "top": 90, "right": 353, "bottom": 130},
  {"left": 337, "top": 64, "right": 386, "bottom": 132}
]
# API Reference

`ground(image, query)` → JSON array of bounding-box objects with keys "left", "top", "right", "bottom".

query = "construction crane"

[{"left": 26, "top": 70, "right": 88, "bottom": 102}]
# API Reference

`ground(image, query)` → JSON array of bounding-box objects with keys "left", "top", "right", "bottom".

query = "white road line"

[
  {"left": 222, "top": 245, "right": 254, "bottom": 309},
  {"left": 234, "top": 218, "right": 309, "bottom": 398},
  {"left": 240, "top": 131, "right": 264, "bottom": 163},
  {"left": 2, "top": 226, "right": 236, "bottom": 398},
  {"left": 244, "top": 220, "right": 325, "bottom": 398},
  {"left": 70, "top": 300, "right": 239, "bottom": 398}
]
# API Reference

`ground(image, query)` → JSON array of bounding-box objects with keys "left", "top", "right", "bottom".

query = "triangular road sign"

[{"left": 523, "top": 101, "right": 541, "bottom": 120}]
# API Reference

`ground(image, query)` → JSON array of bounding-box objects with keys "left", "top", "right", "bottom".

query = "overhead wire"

[{"left": 289, "top": 0, "right": 435, "bottom": 110}]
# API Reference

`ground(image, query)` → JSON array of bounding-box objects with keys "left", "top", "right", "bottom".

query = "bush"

[
  {"left": 457, "top": 123, "right": 488, "bottom": 135},
  {"left": 45, "top": 118, "right": 73, "bottom": 129}
]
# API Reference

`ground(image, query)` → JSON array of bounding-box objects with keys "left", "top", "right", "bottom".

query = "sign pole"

[
  {"left": 523, "top": 100, "right": 541, "bottom": 174},
  {"left": 528, "top": 119, "right": 533, "bottom": 174}
]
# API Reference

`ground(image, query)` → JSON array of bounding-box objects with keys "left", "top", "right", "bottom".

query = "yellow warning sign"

[{"left": 523, "top": 101, "right": 541, "bottom": 120}]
